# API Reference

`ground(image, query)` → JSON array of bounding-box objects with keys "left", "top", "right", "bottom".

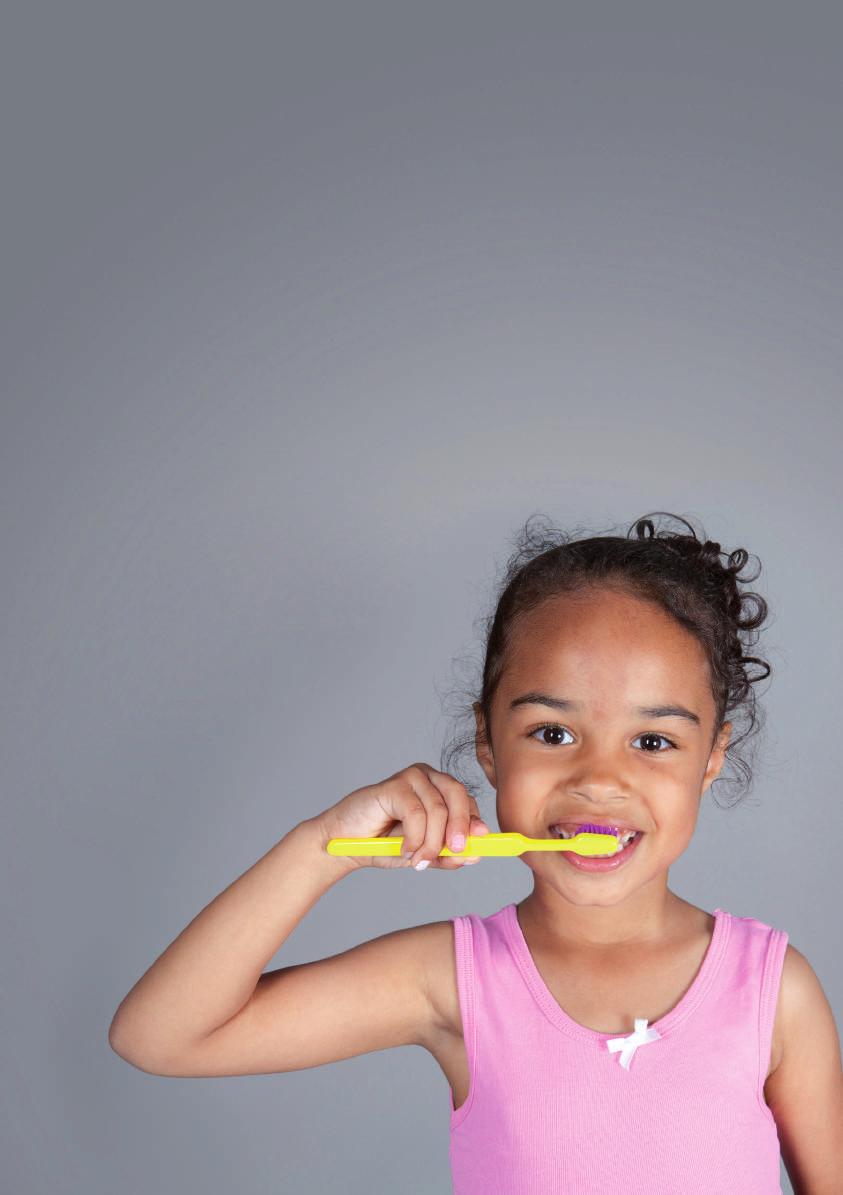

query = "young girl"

[{"left": 109, "top": 511, "right": 842, "bottom": 1194}]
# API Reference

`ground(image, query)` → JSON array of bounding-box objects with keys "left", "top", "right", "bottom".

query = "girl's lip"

[
  {"left": 557, "top": 829, "right": 644, "bottom": 872},
  {"left": 547, "top": 822, "right": 642, "bottom": 834}
]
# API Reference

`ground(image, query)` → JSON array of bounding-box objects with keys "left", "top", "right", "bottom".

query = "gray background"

[{"left": 3, "top": 3, "right": 840, "bottom": 1192}]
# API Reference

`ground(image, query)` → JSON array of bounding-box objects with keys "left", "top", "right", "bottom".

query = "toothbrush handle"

[{"left": 326, "top": 833, "right": 535, "bottom": 857}]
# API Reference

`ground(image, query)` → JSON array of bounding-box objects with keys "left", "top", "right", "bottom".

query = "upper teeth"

[{"left": 551, "top": 826, "right": 638, "bottom": 846}]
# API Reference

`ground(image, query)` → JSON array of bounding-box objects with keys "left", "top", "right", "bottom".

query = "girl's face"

[{"left": 474, "top": 587, "right": 732, "bottom": 909}]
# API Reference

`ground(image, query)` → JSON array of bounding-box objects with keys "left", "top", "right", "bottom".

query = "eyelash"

[{"left": 527, "top": 723, "right": 679, "bottom": 752}]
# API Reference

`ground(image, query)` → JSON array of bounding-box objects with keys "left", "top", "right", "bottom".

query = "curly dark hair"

[{"left": 439, "top": 510, "right": 773, "bottom": 811}]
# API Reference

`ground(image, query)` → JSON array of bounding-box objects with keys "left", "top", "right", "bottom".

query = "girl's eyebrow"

[{"left": 508, "top": 692, "right": 701, "bottom": 726}]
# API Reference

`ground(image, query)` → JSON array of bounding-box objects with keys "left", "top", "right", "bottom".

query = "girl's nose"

[{"left": 566, "top": 769, "right": 629, "bottom": 804}]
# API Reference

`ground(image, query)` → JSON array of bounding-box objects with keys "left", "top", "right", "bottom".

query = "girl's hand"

[{"left": 312, "top": 762, "right": 491, "bottom": 871}]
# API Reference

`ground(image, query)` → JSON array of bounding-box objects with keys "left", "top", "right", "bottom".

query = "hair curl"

[{"left": 439, "top": 510, "right": 772, "bottom": 811}]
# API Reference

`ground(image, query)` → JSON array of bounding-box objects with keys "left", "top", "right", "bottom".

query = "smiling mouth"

[{"left": 547, "top": 824, "right": 643, "bottom": 856}]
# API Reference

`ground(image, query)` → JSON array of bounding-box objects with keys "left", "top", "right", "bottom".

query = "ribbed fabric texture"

[{"left": 449, "top": 903, "right": 787, "bottom": 1194}]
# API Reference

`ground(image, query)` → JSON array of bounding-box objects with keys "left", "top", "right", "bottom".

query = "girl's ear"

[
  {"left": 701, "top": 721, "right": 732, "bottom": 794},
  {"left": 474, "top": 701, "right": 497, "bottom": 788}
]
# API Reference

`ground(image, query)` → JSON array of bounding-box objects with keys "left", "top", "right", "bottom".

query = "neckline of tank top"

[{"left": 501, "top": 901, "right": 730, "bottom": 1046}]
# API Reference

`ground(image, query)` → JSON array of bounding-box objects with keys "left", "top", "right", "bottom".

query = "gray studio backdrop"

[{"left": 3, "top": 4, "right": 841, "bottom": 1193}]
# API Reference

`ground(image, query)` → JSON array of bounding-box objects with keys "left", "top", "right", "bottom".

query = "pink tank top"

[{"left": 448, "top": 903, "right": 788, "bottom": 1194}]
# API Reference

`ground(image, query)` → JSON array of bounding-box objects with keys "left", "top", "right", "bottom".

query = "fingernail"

[
  {"left": 414, "top": 859, "right": 430, "bottom": 871},
  {"left": 451, "top": 834, "right": 465, "bottom": 852},
  {"left": 465, "top": 857, "right": 480, "bottom": 865}
]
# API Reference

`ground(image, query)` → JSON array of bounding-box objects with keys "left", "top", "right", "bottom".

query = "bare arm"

[
  {"left": 764, "top": 944, "right": 843, "bottom": 1194},
  {"left": 108, "top": 816, "right": 354, "bottom": 1068},
  {"left": 108, "top": 764, "right": 487, "bottom": 1078}
]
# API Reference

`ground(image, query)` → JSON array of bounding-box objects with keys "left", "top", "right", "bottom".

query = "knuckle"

[{"left": 433, "top": 768, "right": 468, "bottom": 796}]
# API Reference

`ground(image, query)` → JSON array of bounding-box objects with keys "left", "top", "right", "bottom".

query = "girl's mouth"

[{"left": 548, "top": 826, "right": 645, "bottom": 873}]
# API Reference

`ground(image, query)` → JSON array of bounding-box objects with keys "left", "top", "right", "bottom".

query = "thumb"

[{"left": 463, "top": 812, "right": 492, "bottom": 865}]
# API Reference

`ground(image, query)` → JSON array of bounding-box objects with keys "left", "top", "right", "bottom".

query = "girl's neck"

[{"left": 517, "top": 883, "right": 690, "bottom": 953}]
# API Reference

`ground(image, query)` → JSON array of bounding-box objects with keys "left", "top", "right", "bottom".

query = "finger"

[
  {"left": 375, "top": 768, "right": 429, "bottom": 866},
  {"left": 425, "top": 767, "right": 477, "bottom": 852},
  {"left": 408, "top": 765, "right": 484, "bottom": 869},
  {"left": 429, "top": 778, "right": 492, "bottom": 867},
  {"left": 401, "top": 764, "right": 454, "bottom": 869}
]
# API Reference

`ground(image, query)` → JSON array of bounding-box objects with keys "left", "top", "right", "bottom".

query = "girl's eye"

[
  {"left": 633, "top": 732, "right": 678, "bottom": 752},
  {"left": 527, "top": 724, "right": 677, "bottom": 752}
]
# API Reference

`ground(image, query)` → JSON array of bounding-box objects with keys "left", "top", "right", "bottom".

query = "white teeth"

[
  {"left": 550, "top": 826, "right": 637, "bottom": 839},
  {"left": 549, "top": 827, "right": 640, "bottom": 848}
]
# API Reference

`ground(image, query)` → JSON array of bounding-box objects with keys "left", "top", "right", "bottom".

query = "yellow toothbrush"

[{"left": 326, "top": 830, "right": 622, "bottom": 858}]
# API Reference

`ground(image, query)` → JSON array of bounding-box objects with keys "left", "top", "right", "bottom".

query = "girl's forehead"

[
  {"left": 511, "top": 595, "right": 699, "bottom": 658},
  {"left": 519, "top": 586, "right": 675, "bottom": 628},
  {"left": 498, "top": 653, "right": 711, "bottom": 729},
  {"left": 502, "top": 599, "right": 712, "bottom": 702}
]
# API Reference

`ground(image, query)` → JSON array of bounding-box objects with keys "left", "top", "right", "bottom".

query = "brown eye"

[
  {"left": 528, "top": 724, "right": 571, "bottom": 746},
  {"left": 633, "top": 733, "right": 677, "bottom": 753}
]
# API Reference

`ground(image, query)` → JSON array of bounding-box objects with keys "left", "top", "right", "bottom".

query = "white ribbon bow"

[{"left": 606, "top": 1018, "right": 661, "bottom": 1070}]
